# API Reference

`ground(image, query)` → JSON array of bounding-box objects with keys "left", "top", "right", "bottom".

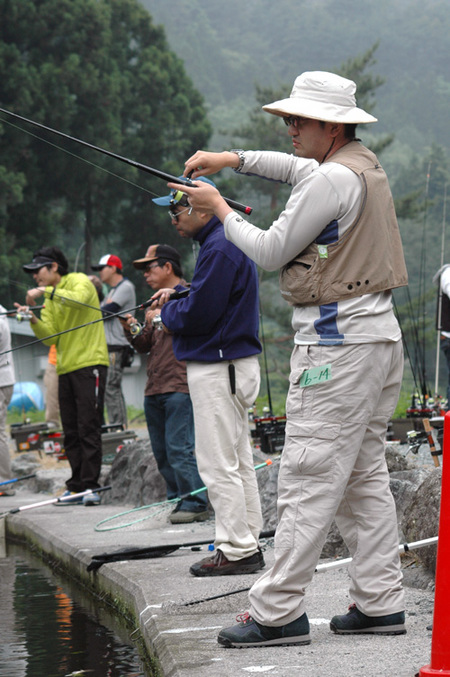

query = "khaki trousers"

[
  {"left": 0, "top": 385, "right": 13, "bottom": 481},
  {"left": 43, "top": 362, "right": 60, "bottom": 426},
  {"left": 249, "top": 341, "right": 405, "bottom": 626},
  {"left": 186, "top": 355, "right": 263, "bottom": 560}
]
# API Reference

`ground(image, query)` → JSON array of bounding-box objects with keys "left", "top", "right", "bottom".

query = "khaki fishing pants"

[
  {"left": 249, "top": 340, "right": 405, "bottom": 626},
  {"left": 186, "top": 355, "right": 263, "bottom": 560}
]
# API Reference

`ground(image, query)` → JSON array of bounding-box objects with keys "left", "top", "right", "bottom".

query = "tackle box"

[{"left": 10, "top": 422, "right": 49, "bottom": 453}]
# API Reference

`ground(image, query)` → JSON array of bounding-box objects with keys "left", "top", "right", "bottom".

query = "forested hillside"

[
  {"left": 142, "top": 0, "right": 450, "bottom": 408},
  {"left": 1, "top": 0, "right": 448, "bottom": 410},
  {"left": 142, "top": 0, "right": 450, "bottom": 152}
]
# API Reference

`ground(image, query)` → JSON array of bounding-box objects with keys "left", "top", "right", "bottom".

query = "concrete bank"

[{"left": 1, "top": 489, "right": 436, "bottom": 677}]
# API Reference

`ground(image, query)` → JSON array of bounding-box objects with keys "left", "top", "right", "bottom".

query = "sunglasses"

[
  {"left": 168, "top": 205, "right": 193, "bottom": 222},
  {"left": 283, "top": 115, "right": 302, "bottom": 128}
]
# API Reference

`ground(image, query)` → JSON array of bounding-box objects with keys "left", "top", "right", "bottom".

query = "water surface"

[{"left": 0, "top": 544, "right": 155, "bottom": 677}]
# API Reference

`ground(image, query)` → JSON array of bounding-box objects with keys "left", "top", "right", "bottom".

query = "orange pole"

[{"left": 419, "top": 410, "right": 450, "bottom": 675}]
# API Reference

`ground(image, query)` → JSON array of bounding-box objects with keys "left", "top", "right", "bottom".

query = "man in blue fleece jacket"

[{"left": 152, "top": 178, "right": 264, "bottom": 577}]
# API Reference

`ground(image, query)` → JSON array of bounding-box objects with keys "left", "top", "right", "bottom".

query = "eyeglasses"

[
  {"left": 283, "top": 115, "right": 302, "bottom": 128},
  {"left": 168, "top": 206, "right": 193, "bottom": 222},
  {"left": 144, "top": 262, "right": 160, "bottom": 272}
]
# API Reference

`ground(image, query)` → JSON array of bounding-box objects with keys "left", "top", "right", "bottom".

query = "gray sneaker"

[
  {"left": 218, "top": 611, "right": 311, "bottom": 648},
  {"left": 330, "top": 604, "right": 406, "bottom": 635},
  {"left": 169, "top": 508, "right": 209, "bottom": 524},
  {"left": 83, "top": 491, "right": 101, "bottom": 506}
]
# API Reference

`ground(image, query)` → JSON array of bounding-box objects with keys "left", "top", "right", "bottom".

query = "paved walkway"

[{"left": 0, "top": 485, "right": 436, "bottom": 677}]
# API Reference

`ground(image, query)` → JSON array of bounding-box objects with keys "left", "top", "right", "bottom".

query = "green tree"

[
  {"left": 0, "top": 0, "right": 211, "bottom": 304},
  {"left": 338, "top": 43, "right": 395, "bottom": 157}
]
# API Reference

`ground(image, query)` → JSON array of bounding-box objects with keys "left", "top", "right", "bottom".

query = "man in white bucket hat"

[{"left": 172, "top": 71, "right": 408, "bottom": 647}]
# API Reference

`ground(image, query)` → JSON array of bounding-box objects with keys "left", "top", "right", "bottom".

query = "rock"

[
  {"left": 402, "top": 468, "right": 441, "bottom": 573},
  {"left": 10, "top": 454, "right": 43, "bottom": 493},
  {"left": 11, "top": 453, "right": 40, "bottom": 477},
  {"left": 255, "top": 447, "right": 436, "bottom": 563},
  {"left": 321, "top": 521, "right": 349, "bottom": 559},
  {"left": 385, "top": 444, "right": 409, "bottom": 471},
  {"left": 390, "top": 468, "right": 432, "bottom": 539},
  {"left": 30, "top": 469, "right": 68, "bottom": 495},
  {"left": 102, "top": 438, "right": 166, "bottom": 506},
  {"left": 256, "top": 456, "right": 279, "bottom": 532}
]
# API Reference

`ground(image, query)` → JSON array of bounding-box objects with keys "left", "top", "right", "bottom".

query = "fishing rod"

[
  {"left": 0, "top": 473, "right": 36, "bottom": 487},
  {"left": 0, "top": 107, "right": 253, "bottom": 215},
  {"left": 1, "top": 115, "right": 156, "bottom": 198},
  {"left": 434, "top": 184, "right": 448, "bottom": 397},
  {"left": 259, "top": 307, "right": 274, "bottom": 415},
  {"left": 0, "top": 288, "right": 190, "bottom": 357},
  {"left": 180, "top": 536, "right": 438, "bottom": 607},
  {"left": 393, "top": 291, "right": 428, "bottom": 409},
  {"left": 0, "top": 305, "right": 45, "bottom": 316},
  {"left": 416, "top": 160, "right": 433, "bottom": 405},
  {"left": 9, "top": 278, "right": 117, "bottom": 318},
  {"left": 0, "top": 485, "right": 112, "bottom": 519}
]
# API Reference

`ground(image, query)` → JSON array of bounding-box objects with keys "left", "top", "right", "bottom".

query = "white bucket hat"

[{"left": 263, "top": 71, "right": 377, "bottom": 124}]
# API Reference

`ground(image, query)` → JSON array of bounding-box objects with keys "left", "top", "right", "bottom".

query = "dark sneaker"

[
  {"left": 83, "top": 491, "right": 101, "bottom": 506},
  {"left": 330, "top": 603, "right": 406, "bottom": 635},
  {"left": 190, "top": 548, "right": 265, "bottom": 577},
  {"left": 54, "top": 490, "right": 84, "bottom": 506},
  {"left": 218, "top": 611, "right": 311, "bottom": 648},
  {"left": 169, "top": 508, "right": 209, "bottom": 524}
]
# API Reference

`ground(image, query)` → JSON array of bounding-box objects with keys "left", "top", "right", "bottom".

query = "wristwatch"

[{"left": 229, "top": 149, "right": 245, "bottom": 173}]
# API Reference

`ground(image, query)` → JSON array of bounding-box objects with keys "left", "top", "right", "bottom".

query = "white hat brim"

[{"left": 262, "top": 98, "right": 377, "bottom": 125}]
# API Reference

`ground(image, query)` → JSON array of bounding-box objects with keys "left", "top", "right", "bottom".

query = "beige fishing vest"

[{"left": 279, "top": 141, "right": 408, "bottom": 307}]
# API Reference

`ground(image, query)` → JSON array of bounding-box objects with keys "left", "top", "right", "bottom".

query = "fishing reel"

[
  {"left": 129, "top": 314, "right": 163, "bottom": 335},
  {"left": 152, "top": 314, "right": 163, "bottom": 331},
  {"left": 406, "top": 424, "right": 443, "bottom": 456},
  {"left": 129, "top": 321, "right": 143, "bottom": 336},
  {"left": 16, "top": 311, "right": 33, "bottom": 322}
]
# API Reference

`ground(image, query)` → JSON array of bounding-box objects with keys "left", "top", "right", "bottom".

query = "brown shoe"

[{"left": 190, "top": 548, "right": 265, "bottom": 577}]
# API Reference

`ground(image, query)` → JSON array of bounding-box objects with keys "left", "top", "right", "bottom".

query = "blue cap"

[{"left": 152, "top": 175, "right": 216, "bottom": 207}]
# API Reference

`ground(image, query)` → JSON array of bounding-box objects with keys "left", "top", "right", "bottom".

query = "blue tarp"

[{"left": 8, "top": 381, "right": 44, "bottom": 411}]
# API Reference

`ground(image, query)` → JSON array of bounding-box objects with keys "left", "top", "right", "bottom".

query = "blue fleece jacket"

[{"left": 161, "top": 216, "right": 261, "bottom": 362}]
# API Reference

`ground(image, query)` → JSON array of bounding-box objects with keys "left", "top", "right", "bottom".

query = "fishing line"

[
  {"left": 0, "top": 301, "right": 142, "bottom": 356},
  {"left": 178, "top": 536, "right": 438, "bottom": 607},
  {"left": 0, "top": 485, "right": 112, "bottom": 518},
  {"left": 0, "top": 288, "right": 190, "bottom": 357},
  {"left": 394, "top": 285, "right": 429, "bottom": 408},
  {"left": 0, "top": 116, "right": 160, "bottom": 198},
  {"left": 8, "top": 278, "right": 113, "bottom": 317},
  {"left": 0, "top": 107, "right": 252, "bottom": 214}
]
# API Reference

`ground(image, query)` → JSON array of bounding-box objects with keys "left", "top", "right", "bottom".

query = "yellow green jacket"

[{"left": 31, "top": 272, "right": 109, "bottom": 375}]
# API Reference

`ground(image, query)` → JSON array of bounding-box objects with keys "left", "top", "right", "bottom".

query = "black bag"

[{"left": 121, "top": 344, "right": 135, "bottom": 368}]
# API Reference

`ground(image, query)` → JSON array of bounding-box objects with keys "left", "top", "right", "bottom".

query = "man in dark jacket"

[{"left": 152, "top": 179, "right": 264, "bottom": 577}]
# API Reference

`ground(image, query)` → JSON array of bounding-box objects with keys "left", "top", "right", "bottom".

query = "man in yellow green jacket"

[{"left": 18, "top": 246, "right": 109, "bottom": 505}]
